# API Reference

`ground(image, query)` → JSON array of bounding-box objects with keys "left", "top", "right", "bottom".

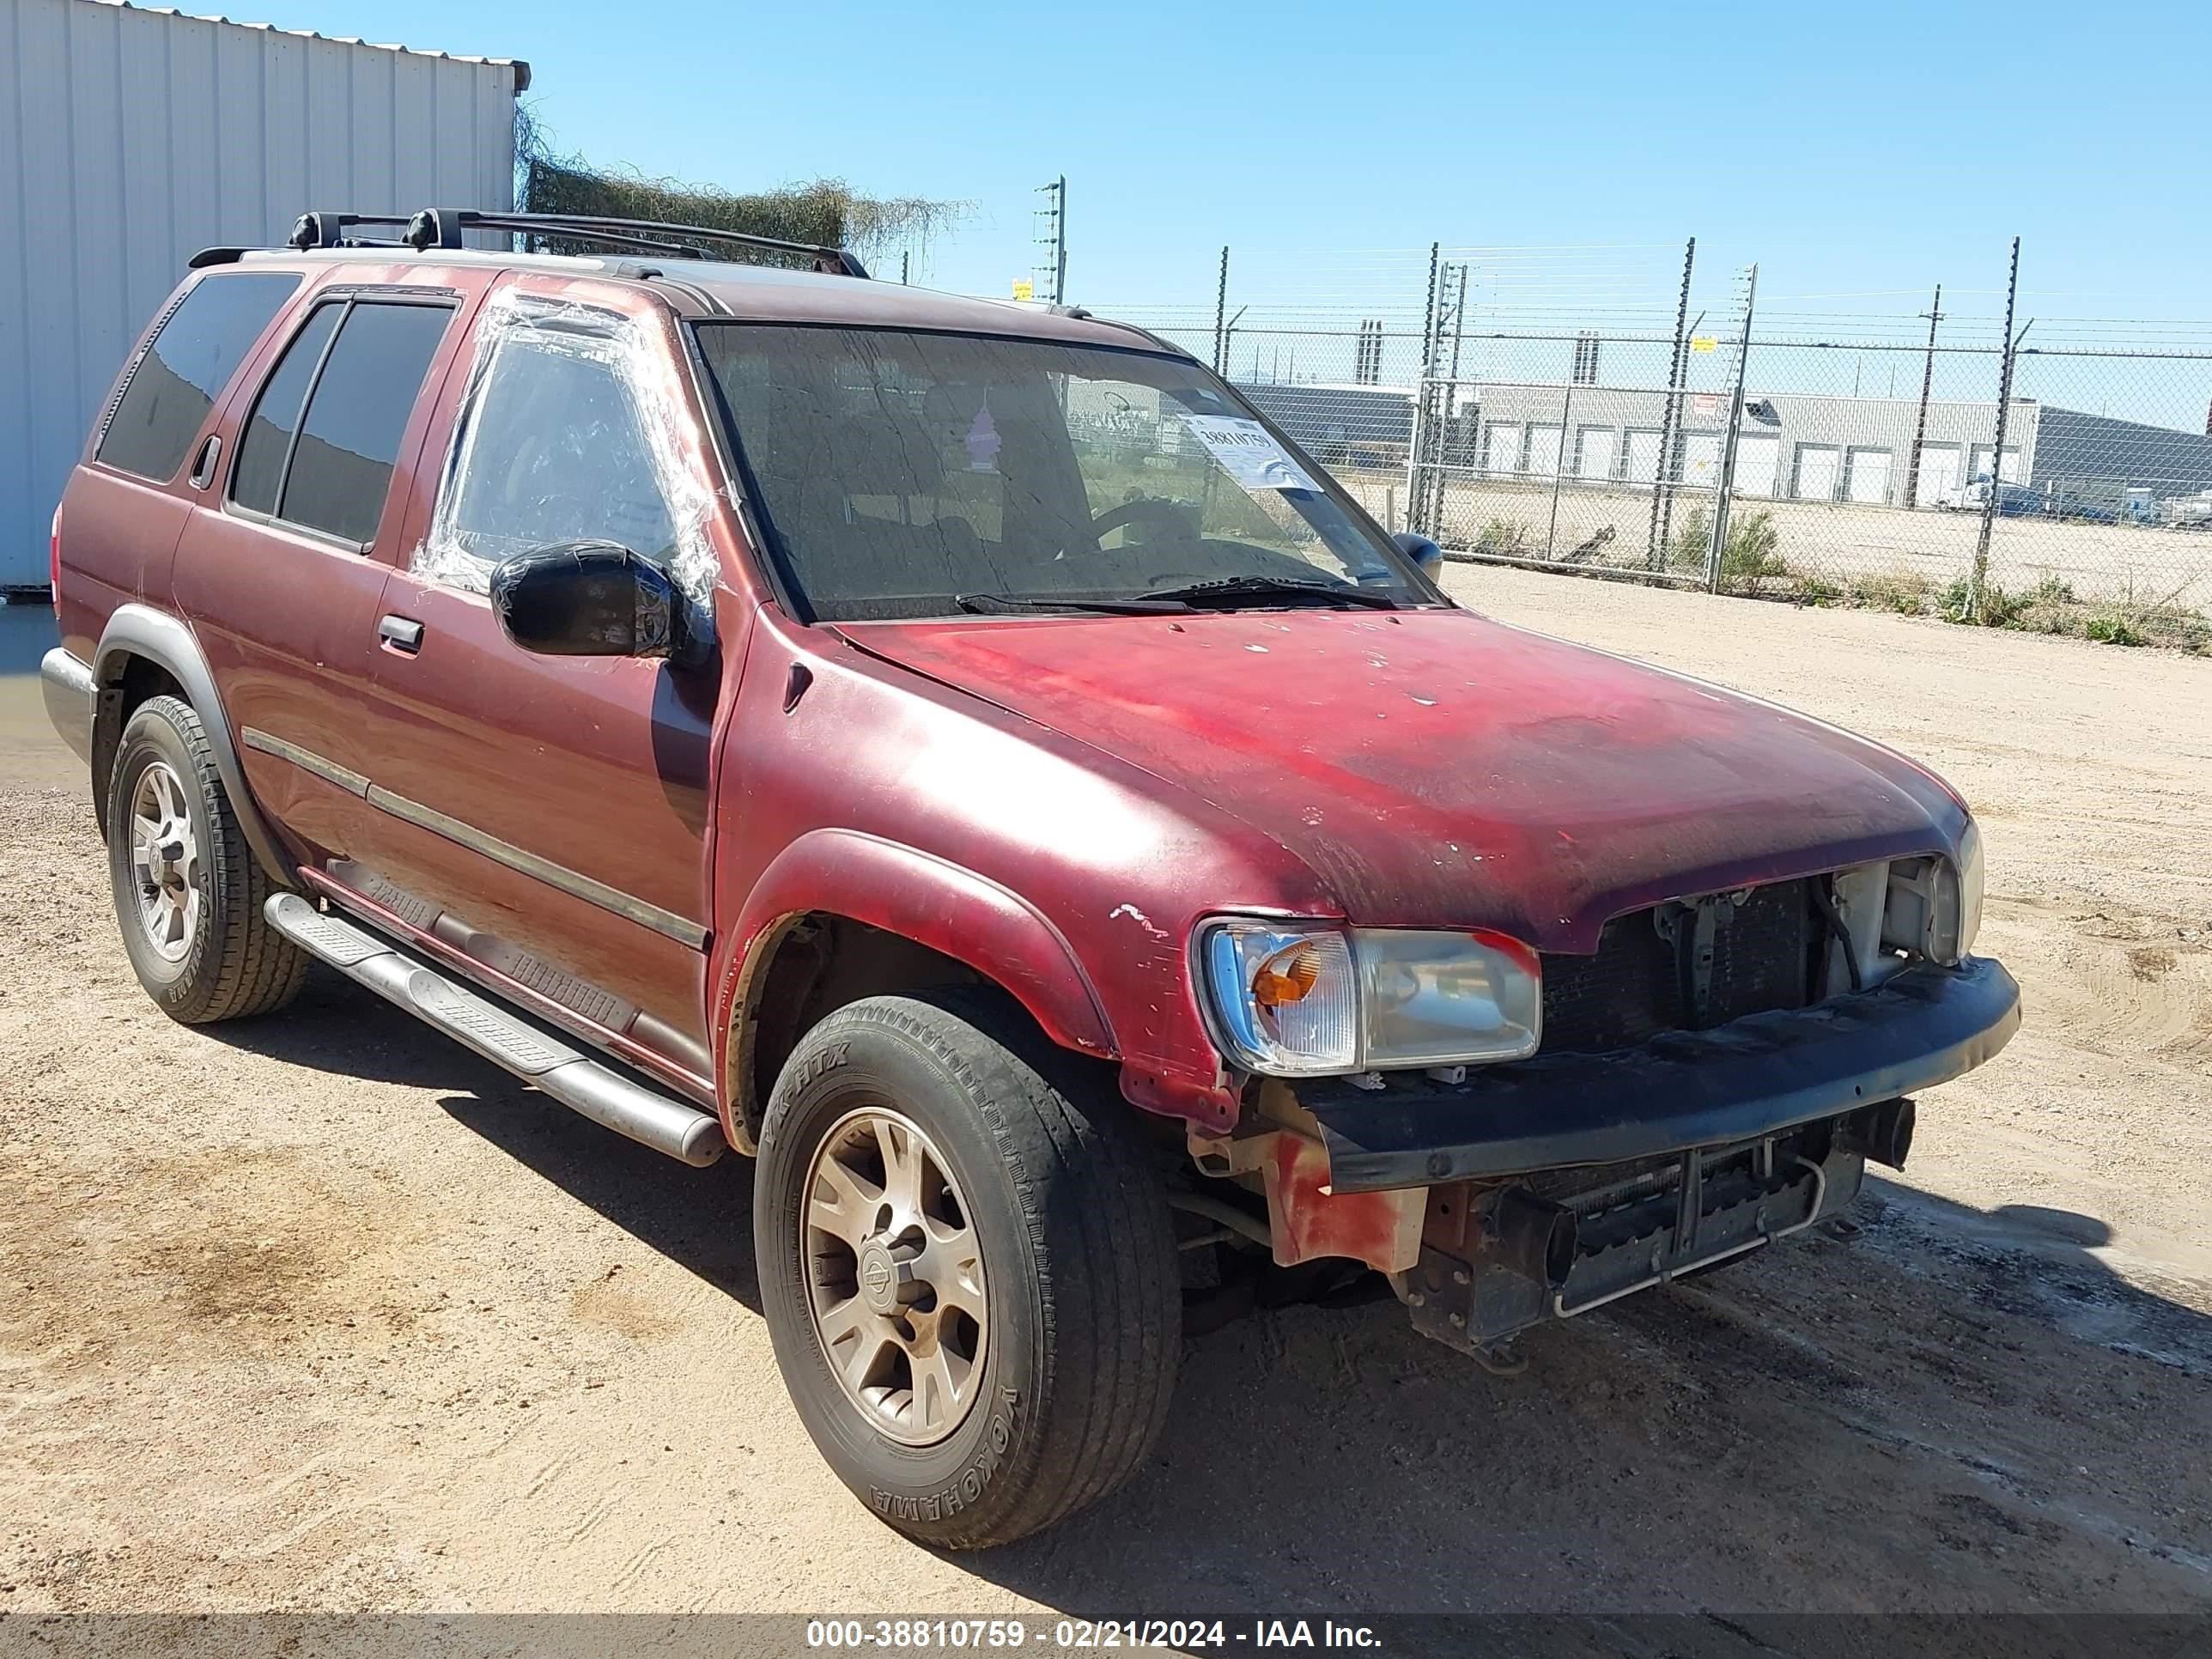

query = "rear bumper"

[
  {"left": 40, "top": 647, "right": 94, "bottom": 765},
  {"left": 1300, "top": 957, "right": 2021, "bottom": 1194}
]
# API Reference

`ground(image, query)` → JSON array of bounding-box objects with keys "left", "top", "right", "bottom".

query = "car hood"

[{"left": 835, "top": 606, "right": 1966, "bottom": 951}]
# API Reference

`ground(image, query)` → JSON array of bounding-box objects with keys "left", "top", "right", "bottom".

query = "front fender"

[
  {"left": 92, "top": 603, "right": 299, "bottom": 889},
  {"left": 710, "top": 828, "right": 1117, "bottom": 1146}
]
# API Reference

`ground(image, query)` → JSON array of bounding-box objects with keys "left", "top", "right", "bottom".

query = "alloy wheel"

[
  {"left": 129, "top": 760, "right": 200, "bottom": 963},
  {"left": 802, "top": 1106, "right": 989, "bottom": 1446}
]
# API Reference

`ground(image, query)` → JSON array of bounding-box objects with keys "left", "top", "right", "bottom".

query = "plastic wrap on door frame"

[{"left": 416, "top": 289, "right": 724, "bottom": 611}]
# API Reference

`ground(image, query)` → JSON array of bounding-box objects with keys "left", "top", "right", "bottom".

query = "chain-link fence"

[{"left": 1100, "top": 244, "right": 2212, "bottom": 650}]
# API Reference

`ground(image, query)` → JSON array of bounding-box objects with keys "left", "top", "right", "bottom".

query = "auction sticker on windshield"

[{"left": 1176, "top": 414, "right": 1322, "bottom": 492}]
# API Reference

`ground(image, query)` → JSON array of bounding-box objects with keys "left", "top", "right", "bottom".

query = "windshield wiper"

[
  {"left": 1140, "top": 574, "right": 1401, "bottom": 611},
  {"left": 955, "top": 592, "right": 1194, "bottom": 617}
]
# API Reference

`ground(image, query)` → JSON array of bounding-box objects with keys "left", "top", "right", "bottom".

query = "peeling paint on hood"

[{"left": 836, "top": 607, "right": 1968, "bottom": 952}]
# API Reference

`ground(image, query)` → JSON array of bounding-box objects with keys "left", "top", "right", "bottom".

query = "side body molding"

[
  {"left": 92, "top": 603, "right": 300, "bottom": 889},
  {"left": 714, "top": 828, "right": 1117, "bottom": 1147}
]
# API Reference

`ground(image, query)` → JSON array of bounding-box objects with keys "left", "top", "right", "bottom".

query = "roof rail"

[{"left": 283, "top": 208, "right": 868, "bottom": 277}]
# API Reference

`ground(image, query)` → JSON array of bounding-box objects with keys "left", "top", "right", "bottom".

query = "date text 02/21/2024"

[{"left": 804, "top": 1618, "right": 1383, "bottom": 1650}]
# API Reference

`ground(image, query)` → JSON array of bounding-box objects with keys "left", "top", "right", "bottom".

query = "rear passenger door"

[{"left": 173, "top": 289, "right": 460, "bottom": 866}]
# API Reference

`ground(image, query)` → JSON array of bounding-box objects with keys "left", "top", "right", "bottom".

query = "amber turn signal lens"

[{"left": 1251, "top": 941, "right": 1322, "bottom": 1007}]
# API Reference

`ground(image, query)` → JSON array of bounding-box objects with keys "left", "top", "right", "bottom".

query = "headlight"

[
  {"left": 1931, "top": 819, "right": 1984, "bottom": 964},
  {"left": 1199, "top": 920, "right": 1541, "bottom": 1077},
  {"left": 1880, "top": 819, "right": 1984, "bottom": 967}
]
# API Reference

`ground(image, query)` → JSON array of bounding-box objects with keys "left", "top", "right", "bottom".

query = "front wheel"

[{"left": 754, "top": 991, "right": 1180, "bottom": 1548}]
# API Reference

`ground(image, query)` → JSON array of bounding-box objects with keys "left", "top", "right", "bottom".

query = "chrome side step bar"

[{"left": 265, "top": 893, "right": 726, "bottom": 1167}]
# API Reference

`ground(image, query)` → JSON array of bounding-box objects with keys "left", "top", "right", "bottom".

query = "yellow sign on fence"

[
  {"left": 1012, "top": 278, "right": 1034, "bottom": 301},
  {"left": 1690, "top": 335, "right": 1718, "bottom": 354}
]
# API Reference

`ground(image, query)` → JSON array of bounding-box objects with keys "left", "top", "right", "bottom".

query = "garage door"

[
  {"left": 1527, "top": 424, "right": 1564, "bottom": 478},
  {"left": 1484, "top": 423, "right": 1523, "bottom": 475},
  {"left": 1846, "top": 447, "right": 1893, "bottom": 504},
  {"left": 1914, "top": 443, "right": 1963, "bottom": 506},
  {"left": 1793, "top": 444, "right": 1841, "bottom": 501},
  {"left": 1625, "top": 428, "right": 1662, "bottom": 487},
  {"left": 1970, "top": 443, "right": 2022, "bottom": 483},
  {"left": 1576, "top": 428, "right": 1616, "bottom": 481},
  {"left": 1733, "top": 434, "right": 1780, "bottom": 497},
  {"left": 1681, "top": 432, "right": 1722, "bottom": 488}
]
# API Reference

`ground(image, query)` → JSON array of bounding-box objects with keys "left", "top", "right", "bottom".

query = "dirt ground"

[
  {"left": 1337, "top": 472, "right": 2212, "bottom": 609},
  {"left": 1, "top": 571, "right": 2209, "bottom": 1641}
]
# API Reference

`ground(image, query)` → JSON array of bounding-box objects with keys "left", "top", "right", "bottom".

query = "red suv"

[{"left": 43, "top": 209, "right": 2018, "bottom": 1548}]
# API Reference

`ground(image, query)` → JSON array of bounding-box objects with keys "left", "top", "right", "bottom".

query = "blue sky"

[{"left": 243, "top": 0, "right": 2211, "bottom": 335}]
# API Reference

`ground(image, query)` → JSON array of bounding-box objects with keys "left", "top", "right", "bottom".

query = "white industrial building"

[
  {"left": 1240, "top": 379, "right": 2212, "bottom": 519},
  {"left": 0, "top": 0, "right": 526, "bottom": 589},
  {"left": 1464, "top": 387, "right": 2027, "bottom": 507}
]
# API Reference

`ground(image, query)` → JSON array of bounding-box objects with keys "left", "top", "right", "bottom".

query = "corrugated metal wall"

[{"left": 0, "top": 0, "right": 523, "bottom": 586}]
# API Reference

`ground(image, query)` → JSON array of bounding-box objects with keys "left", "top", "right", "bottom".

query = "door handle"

[
  {"left": 378, "top": 615, "right": 424, "bottom": 654},
  {"left": 188, "top": 434, "right": 222, "bottom": 491}
]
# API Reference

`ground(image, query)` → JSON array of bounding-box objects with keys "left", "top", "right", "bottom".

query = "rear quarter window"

[{"left": 96, "top": 273, "right": 301, "bottom": 482}]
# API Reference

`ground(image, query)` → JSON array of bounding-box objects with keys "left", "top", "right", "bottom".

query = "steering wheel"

[{"left": 1087, "top": 496, "right": 1193, "bottom": 546}]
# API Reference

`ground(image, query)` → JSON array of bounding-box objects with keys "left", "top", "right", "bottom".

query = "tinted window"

[
  {"left": 97, "top": 273, "right": 301, "bottom": 481},
  {"left": 230, "top": 303, "right": 343, "bottom": 516},
  {"left": 278, "top": 302, "right": 452, "bottom": 544},
  {"left": 437, "top": 337, "right": 676, "bottom": 572}
]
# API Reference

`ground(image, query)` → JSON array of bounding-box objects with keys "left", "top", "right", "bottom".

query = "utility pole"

[
  {"left": 1904, "top": 284, "right": 1942, "bottom": 509},
  {"left": 1212, "top": 246, "right": 1230, "bottom": 373},
  {"left": 1437, "top": 262, "right": 1469, "bottom": 501},
  {"left": 1404, "top": 242, "right": 1441, "bottom": 538},
  {"left": 1970, "top": 240, "right": 2021, "bottom": 623},
  {"left": 1033, "top": 176, "right": 1067, "bottom": 305},
  {"left": 1705, "top": 264, "right": 1758, "bottom": 592},
  {"left": 1649, "top": 236, "right": 1696, "bottom": 569},
  {"left": 1546, "top": 374, "right": 1576, "bottom": 558}
]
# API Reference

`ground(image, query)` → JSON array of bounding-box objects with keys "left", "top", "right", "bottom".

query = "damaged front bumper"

[
  {"left": 1279, "top": 957, "right": 2020, "bottom": 1352},
  {"left": 1401, "top": 1118, "right": 1872, "bottom": 1352},
  {"left": 1297, "top": 957, "right": 2020, "bottom": 1194}
]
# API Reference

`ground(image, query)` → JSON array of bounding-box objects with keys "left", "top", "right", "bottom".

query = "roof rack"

[{"left": 283, "top": 208, "right": 870, "bottom": 278}]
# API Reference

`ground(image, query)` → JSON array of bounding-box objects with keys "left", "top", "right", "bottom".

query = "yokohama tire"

[
  {"left": 105, "top": 696, "right": 307, "bottom": 1024},
  {"left": 754, "top": 990, "right": 1181, "bottom": 1548}
]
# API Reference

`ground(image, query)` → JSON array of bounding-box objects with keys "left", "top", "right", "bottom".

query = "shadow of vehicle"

[
  {"left": 204, "top": 979, "right": 763, "bottom": 1306},
  {"left": 939, "top": 1176, "right": 2211, "bottom": 1626},
  {"left": 212, "top": 985, "right": 2212, "bottom": 1626},
  {"left": 196, "top": 972, "right": 523, "bottom": 1095},
  {"left": 442, "top": 1083, "right": 2212, "bottom": 1624},
  {"left": 438, "top": 1087, "right": 761, "bottom": 1311}
]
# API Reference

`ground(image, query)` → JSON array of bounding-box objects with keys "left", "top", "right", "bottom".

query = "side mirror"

[
  {"left": 489, "top": 542, "right": 708, "bottom": 668},
  {"left": 1394, "top": 531, "right": 1444, "bottom": 579}
]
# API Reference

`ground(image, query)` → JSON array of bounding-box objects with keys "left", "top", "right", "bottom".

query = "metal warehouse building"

[
  {"left": 0, "top": 0, "right": 526, "bottom": 589},
  {"left": 1465, "top": 387, "right": 2028, "bottom": 506},
  {"left": 1241, "top": 378, "right": 2212, "bottom": 515},
  {"left": 1462, "top": 387, "right": 2212, "bottom": 510}
]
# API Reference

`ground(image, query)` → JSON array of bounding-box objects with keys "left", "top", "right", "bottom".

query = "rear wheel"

[
  {"left": 105, "top": 696, "right": 307, "bottom": 1023},
  {"left": 754, "top": 991, "right": 1180, "bottom": 1548}
]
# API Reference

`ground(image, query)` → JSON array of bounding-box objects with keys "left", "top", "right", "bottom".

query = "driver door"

[{"left": 343, "top": 290, "right": 720, "bottom": 1086}]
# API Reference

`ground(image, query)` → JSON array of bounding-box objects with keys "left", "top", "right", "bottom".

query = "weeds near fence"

[
  {"left": 1476, "top": 519, "right": 1534, "bottom": 556},
  {"left": 1667, "top": 508, "right": 1790, "bottom": 593},
  {"left": 1848, "top": 571, "right": 1936, "bottom": 615},
  {"left": 1769, "top": 563, "right": 2208, "bottom": 651}
]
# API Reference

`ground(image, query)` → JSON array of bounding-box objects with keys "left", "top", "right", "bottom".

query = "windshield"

[{"left": 692, "top": 324, "right": 1435, "bottom": 622}]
